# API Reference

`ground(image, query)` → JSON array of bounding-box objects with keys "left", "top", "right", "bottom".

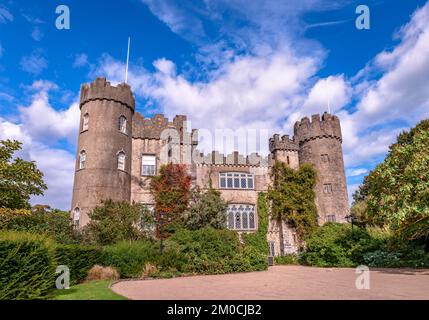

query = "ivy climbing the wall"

[
  {"left": 242, "top": 192, "right": 269, "bottom": 271},
  {"left": 268, "top": 161, "right": 318, "bottom": 241}
]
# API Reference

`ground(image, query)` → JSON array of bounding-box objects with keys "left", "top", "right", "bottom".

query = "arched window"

[
  {"left": 117, "top": 151, "right": 126, "bottom": 170},
  {"left": 73, "top": 207, "right": 80, "bottom": 227},
  {"left": 79, "top": 151, "right": 86, "bottom": 169},
  {"left": 118, "top": 116, "right": 127, "bottom": 134},
  {"left": 82, "top": 113, "right": 89, "bottom": 131}
]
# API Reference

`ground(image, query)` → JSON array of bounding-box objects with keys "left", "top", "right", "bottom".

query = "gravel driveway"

[{"left": 111, "top": 265, "right": 429, "bottom": 300}]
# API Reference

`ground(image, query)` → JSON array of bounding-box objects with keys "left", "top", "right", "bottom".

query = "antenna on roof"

[{"left": 125, "top": 37, "right": 131, "bottom": 84}]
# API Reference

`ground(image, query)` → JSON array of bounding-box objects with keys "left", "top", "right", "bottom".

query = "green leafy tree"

[
  {"left": 181, "top": 186, "right": 228, "bottom": 230},
  {"left": 268, "top": 162, "right": 318, "bottom": 240},
  {"left": 83, "top": 200, "right": 148, "bottom": 245},
  {"left": 359, "top": 119, "right": 429, "bottom": 244},
  {"left": 0, "top": 140, "right": 47, "bottom": 209}
]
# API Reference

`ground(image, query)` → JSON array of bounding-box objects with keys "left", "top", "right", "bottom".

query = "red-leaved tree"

[{"left": 150, "top": 163, "right": 191, "bottom": 238}]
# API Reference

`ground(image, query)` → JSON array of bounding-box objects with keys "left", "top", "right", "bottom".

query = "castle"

[{"left": 71, "top": 78, "right": 349, "bottom": 255}]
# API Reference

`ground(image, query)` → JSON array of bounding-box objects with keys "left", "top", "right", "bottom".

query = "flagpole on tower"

[{"left": 125, "top": 37, "right": 131, "bottom": 84}]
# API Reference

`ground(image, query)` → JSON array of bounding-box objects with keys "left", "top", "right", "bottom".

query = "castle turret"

[
  {"left": 269, "top": 134, "right": 300, "bottom": 169},
  {"left": 71, "top": 78, "right": 135, "bottom": 227},
  {"left": 294, "top": 112, "right": 349, "bottom": 224}
]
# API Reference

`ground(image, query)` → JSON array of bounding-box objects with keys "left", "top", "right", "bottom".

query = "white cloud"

[
  {"left": 20, "top": 52, "right": 48, "bottom": 75},
  {"left": 18, "top": 81, "right": 79, "bottom": 144},
  {"left": 31, "top": 26, "right": 44, "bottom": 41},
  {"left": 0, "top": 81, "right": 79, "bottom": 210},
  {"left": 0, "top": 6, "right": 13, "bottom": 24},
  {"left": 346, "top": 168, "right": 368, "bottom": 177},
  {"left": 339, "top": 2, "right": 429, "bottom": 171},
  {"left": 73, "top": 53, "right": 89, "bottom": 68}
]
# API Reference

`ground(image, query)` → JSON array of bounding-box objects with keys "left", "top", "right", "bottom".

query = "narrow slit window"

[
  {"left": 82, "top": 113, "right": 89, "bottom": 131},
  {"left": 117, "top": 152, "right": 125, "bottom": 170},
  {"left": 79, "top": 151, "right": 86, "bottom": 169},
  {"left": 118, "top": 116, "right": 127, "bottom": 134}
]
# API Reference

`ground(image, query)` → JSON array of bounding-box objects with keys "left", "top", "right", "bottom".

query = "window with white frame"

[
  {"left": 226, "top": 204, "right": 256, "bottom": 231},
  {"left": 79, "top": 151, "right": 86, "bottom": 169},
  {"left": 117, "top": 152, "right": 125, "bottom": 170},
  {"left": 73, "top": 207, "right": 80, "bottom": 227},
  {"left": 219, "top": 172, "right": 254, "bottom": 190},
  {"left": 118, "top": 115, "right": 127, "bottom": 134},
  {"left": 141, "top": 155, "right": 156, "bottom": 176},
  {"left": 82, "top": 113, "right": 89, "bottom": 131}
]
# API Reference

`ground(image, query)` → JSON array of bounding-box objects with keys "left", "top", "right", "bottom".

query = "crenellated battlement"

[
  {"left": 132, "top": 113, "right": 198, "bottom": 144},
  {"left": 193, "top": 150, "right": 268, "bottom": 167},
  {"left": 79, "top": 77, "right": 135, "bottom": 111},
  {"left": 293, "top": 112, "right": 342, "bottom": 144},
  {"left": 269, "top": 134, "right": 299, "bottom": 152}
]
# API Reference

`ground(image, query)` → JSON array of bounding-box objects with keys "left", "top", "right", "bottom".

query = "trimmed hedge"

[
  {"left": 55, "top": 244, "right": 105, "bottom": 284},
  {"left": 0, "top": 231, "right": 56, "bottom": 300},
  {"left": 103, "top": 240, "right": 158, "bottom": 278}
]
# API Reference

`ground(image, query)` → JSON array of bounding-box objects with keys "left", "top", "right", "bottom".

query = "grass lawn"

[{"left": 51, "top": 280, "right": 127, "bottom": 300}]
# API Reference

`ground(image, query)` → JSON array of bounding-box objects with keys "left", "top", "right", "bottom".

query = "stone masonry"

[{"left": 71, "top": 78, "right": 350, "bottom": 255}]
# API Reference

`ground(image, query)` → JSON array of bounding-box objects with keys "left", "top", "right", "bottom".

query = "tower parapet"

[
  {"left": 269, "top": 134, "right": 299, "bottom": 152},
  {"left": 294, "top": 113, "right": 342, "bottom": 145},
  {"left": 80, "top": 77, "right": 135, "bottom": 112}
]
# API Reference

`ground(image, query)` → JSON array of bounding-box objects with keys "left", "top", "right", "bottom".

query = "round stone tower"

[
  {"left": 71, "top": 77, "right": 135, "bottom": 227},
  {"left": 294, "top": 112, "right": 349, "bottom": 224}
]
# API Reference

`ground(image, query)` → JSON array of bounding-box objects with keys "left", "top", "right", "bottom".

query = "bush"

[
  {"left": 300, "top": 223, "right": 381, "bottom": 267},
  {"left": 0, "top": 207, "right": 78, "bottom": 244},
  {"left": 166, "top": 227, "right": 247, "bottom": 274},
  {"left": 103, "top": 240, "right": 158, "bottom": 278},
  {"left": 82, "top": 200, "right": 147, "bottom": 245},
  {"left": 55, "top": 244, "right": 104, "bottom": 284},
  {"left": 241, "top": 193, "right": 269, "bottom": 271},
  {"left": 0, "top": 231, "right": 56, "bottom": 300},
  {"left": 86, "top": 265, "right": 120, "bottom": 281},
  {"left": 275, "top": 254, "right": 299, "bottom": 265},
  {"left": 181, "top": 187, "right": 228, "bottom": 230},
  {"left": 363, "top": 243, "right": 429, "bottom": 268}
]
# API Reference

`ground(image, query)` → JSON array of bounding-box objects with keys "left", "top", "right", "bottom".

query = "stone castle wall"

[{"left": 71, "top": 78, "right": 350, "bottom": 255}]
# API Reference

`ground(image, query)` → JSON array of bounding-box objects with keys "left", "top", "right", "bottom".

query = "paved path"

[{"left": 111, "top": 265, "right": 429, "bottom": 300}]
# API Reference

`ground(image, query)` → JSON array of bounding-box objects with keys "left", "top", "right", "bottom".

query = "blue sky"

[{"left": 0, "top": 0, "right": 428, "bottom": 209}]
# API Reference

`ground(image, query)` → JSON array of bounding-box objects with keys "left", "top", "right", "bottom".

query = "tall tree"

[
  {"left": 150, "top": 163, "right": 191, "bottom": 237},
  {"left": 358, "top": 119, "right": 429, "bottom": 243},
  {"left": 0, "top": 140, "right": 47, "bottom": 209}
]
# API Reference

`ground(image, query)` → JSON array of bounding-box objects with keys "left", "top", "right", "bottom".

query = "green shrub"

[
  {"left": 363, "top": 244, "right": 429, "bottom": 268},
  {"left": 275, "top": 254, "right": 299, "bottom": 265},
  {"left": 242, "top": 192, "right": 269, "bottom": 271},
  {"left": 82, "top": 200, "right": 147, "bottom": 245},
  {"left": 181, "top": 187, "right": 228, "bottom": 230},
  {"left": 166, "top": 227, "right": 246, "bottom": 274},
  {"left": 300, "top": 223, "right": 381, "bottom": 267},
  {"left": 0, "top": 207, "right": 78, "bottom": 244},
  {"left": 55, "top": 244, "right": 104, "bottom": 284},
  {"left": 103, "top": 240, "right": 157, "bottom": 278},
  {"left": 0, "top": 231, "right": 56, "bottom": 300}
]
